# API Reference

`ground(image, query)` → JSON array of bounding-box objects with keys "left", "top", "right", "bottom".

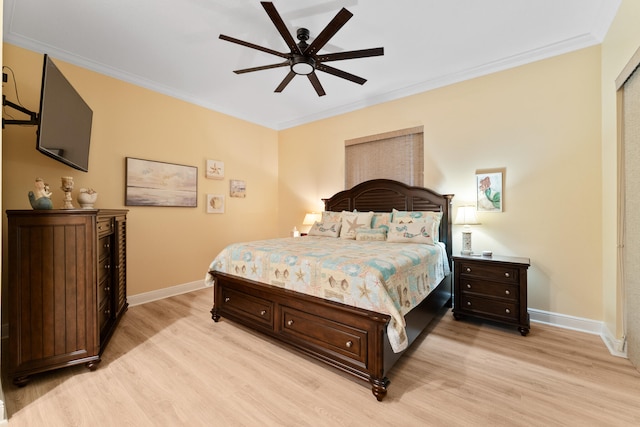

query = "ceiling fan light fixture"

[{"left": 291, "top": 56, "right": 315, "bottom": 75}]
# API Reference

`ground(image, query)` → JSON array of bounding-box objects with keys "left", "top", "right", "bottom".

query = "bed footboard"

[
  {"left": 210, "top": 270, "right": 451, "bottom": 401},
  {"left": 211, "top": 271, "right": 392, "bottom": 400}
]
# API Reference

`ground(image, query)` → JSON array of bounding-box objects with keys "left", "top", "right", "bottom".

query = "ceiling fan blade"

[
  {"left": 275, "top": 71, "right": 296, "bottom": 93},
  {"left": 307, "top": 72, "right": 326, "bottom": 97},
  {"left": 317, "top": 47, "right": 384, "bottom": 63},
  {"left": 304, "top": 8, "right": 353, "bottom": 56},
  {"left": 233, "top": 61, "right": 290, "bottom": 74},
  {"left": 219, "top": 34, "right": 289, "bottom": 59},
  {"left": 261, "top": 2, "right": 301, "bottom": 54},
  {"left": 316, "top": 64, "right": 366, "bottom": 85}
]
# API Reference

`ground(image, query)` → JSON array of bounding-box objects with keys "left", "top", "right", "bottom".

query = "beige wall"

[
  {"left": 601, "top": 0, "right": 640, "bottom": 339},
  {"left": 279, "top": 47, "right": 604, "bottom": 320},
  {"left": 2, "top": 44, "right": 279, "bottom": 298},
  {"left": 4, "top": 1, "right": 640, "bottom": 331}
]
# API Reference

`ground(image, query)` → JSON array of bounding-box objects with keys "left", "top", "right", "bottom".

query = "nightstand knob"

[
  {"left": 466, "top": 283, "right": 471, "bottom": 289},
  {"left": 466, "top": 301, "right": 472, "bottom": 306},
  {"left": 505, "top": 308, "right": 511, "bottom": 314},
  {"left": 260, "top": 310, "right": 266, "bottom": 316},
  {"left": 504, "top": 272, "right": 510, "bottom": 278},
  {"left": 346, "top": 341, "right": 353, "bottom": 348},
  {"left": 224, "top": 297, "right": 230, "bottom": 303},
  {"left": 465, "top": 267, "right": 472, "bottom": 273},
  {"left": 287, "top": 319, "right": 294, "bottom": 326},
  {"left": 505, "top": 289, "right": 510, "bottom": 295}
]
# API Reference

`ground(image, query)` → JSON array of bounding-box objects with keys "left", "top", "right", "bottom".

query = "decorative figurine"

[
  {"left": 28, "top": 177, "right": 54, "bottom": 210},
  {"left": 77, "top": 188, "right": 98, "bottom": 208},
  {"left": 61, "top": 176, "right": 75, "bottom": 209}
]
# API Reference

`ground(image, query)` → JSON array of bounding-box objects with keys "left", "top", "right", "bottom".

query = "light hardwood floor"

[{"left": 3, "top": 288, "right": 640, "bottom": 427}]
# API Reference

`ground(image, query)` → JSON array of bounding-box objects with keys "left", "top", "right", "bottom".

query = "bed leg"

[
  {"left": 210, "top": 307, "right": 220, "bottom": 322},
  {"left": 371, "top": 377, "right": 390, "bottom": 401}
]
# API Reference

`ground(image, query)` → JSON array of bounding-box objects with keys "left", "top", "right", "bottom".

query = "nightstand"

[{"left": 452, "top": 254, "right": 530, "bottom": 335}]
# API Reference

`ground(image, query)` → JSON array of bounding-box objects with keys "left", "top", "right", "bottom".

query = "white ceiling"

[{"left": 3, "top": 0, "right": 620, "bottom": 130}]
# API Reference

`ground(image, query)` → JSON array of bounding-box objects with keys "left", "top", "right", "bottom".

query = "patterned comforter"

[{"left": 205, "top": 236, "right": 449, "bottom": 352}]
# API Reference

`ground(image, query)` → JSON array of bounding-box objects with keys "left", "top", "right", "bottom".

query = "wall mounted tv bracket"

[{"left": 2, "top": 72, "right": 39, "bottom": 129}]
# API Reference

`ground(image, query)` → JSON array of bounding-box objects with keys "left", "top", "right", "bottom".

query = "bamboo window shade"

[{"left": 345, "top": 126, "right": 424, "bottom": 189}]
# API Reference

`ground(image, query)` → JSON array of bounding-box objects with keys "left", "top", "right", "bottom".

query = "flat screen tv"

[{"left": 36, "top": 54, "right": 93, "bottom": 172}]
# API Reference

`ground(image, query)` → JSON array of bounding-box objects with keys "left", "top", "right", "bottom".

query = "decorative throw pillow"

[
  {"left": 355, "top": 228, "right": 387, "bottom": 241},
  {"left": 371, "top": 212, "right": 392, "bottom": 232},
  {"left": 321, "top": 211, "right": 342, "bottom": 223},
  {"left": 308, "top": 221, "right": 342, "bottom": 237},
  {"left": 339, "top": 211, "right": 374, "bottom": 239},
  {"left": 387, "top": 222, "right": 435, "bottom": 245},
  {"left": 391, "top": 209, "right": 442, "bottom": 241}
]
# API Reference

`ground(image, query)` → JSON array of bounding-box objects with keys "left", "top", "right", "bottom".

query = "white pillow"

[
  {"left": 308, "top": 221, "right": 342, "bottom": 237},
  {"left": 321, "top": 211, "right": 342, "bottom": 223},
  {"left": 387, "top": 222, "right": 435, "bottom": 245},
  {"left": 355, "top": 228, "right": 387, "bottom": 241},
  {"left": 339, "top": 211, "right": 374, "bottom": 239},
  {"left": 391, "top": 209, "right": 442, "bottom": 241}
]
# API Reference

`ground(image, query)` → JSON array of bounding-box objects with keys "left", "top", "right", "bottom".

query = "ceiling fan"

[{"left": 219, "top": 1, "right": 384, "bottom": 96}]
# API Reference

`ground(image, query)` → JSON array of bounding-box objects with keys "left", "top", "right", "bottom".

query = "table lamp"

[
  {"left": 454, "top": 206, "right": 480, "bottom": 255},
  {"left": 302, "top": 212, "right": 322, "bottom": 233}
]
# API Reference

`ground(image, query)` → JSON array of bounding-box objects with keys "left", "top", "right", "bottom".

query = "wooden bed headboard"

[{"left": 322, "top": 179, "right": 454, "bottom": 263}]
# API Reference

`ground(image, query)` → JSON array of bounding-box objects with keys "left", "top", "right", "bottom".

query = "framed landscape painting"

[{"left": 125, "top": 157, "right": 198, "bottom": 207}]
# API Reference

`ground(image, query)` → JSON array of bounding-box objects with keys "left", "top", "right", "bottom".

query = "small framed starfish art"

[{"left": 206, "top": 159, "right": 224, "bottom": 180}]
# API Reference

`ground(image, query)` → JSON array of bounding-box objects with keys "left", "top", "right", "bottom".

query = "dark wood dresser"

[
  {"left": 452, "top": 254, "right": 530, "bottom": 335},
  {"left": 6, "top": 209, "right": 128, "bottom": 385}
]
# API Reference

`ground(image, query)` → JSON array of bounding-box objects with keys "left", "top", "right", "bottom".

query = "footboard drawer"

[
  {"left": 219, "top": 286, "right": 274, "bottom": 328},
  {"left": 279, "top": 306, "right": 367, "bottom": 366}
]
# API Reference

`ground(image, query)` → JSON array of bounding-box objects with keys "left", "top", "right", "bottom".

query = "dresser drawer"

[
  {"left": 98, "top": 255, "right": 111, "bottom": 284},
  {"left": 459, "top": 295, "right": 518, "bottom": 321},
  {"left": 97, "top": 218, "right": 113, "bottom": 237},
  {"left": 98, "top": 235, "right": 111, "bottom": 261},
  {"left": 98, "top": 299, "right": 111, "bottom": 333},
  {"left": 279, "top": 306, "right": 367, "bottom": 365},
  {"left": 98, "top": 277, "right": 111, "bottom": 307},
  {"left": 458, "top": 278, "right": 518, "bottom": 301},
  {"left": 219, "top": 287, "right": 274, "bottom": 328},
  {"left": 457, "top": 261, "right": 519, "bottom": 283}
]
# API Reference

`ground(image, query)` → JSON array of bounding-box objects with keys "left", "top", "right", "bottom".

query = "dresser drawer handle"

[
  {"left": 346, "top": 341, "right": 353, "bottom": 348},
  {"left": 260, "top": 310, "right": 266, "bottom": 316},
  {"left": 104, "top": 243, "right": 110, "bottom": 249},
  {"left": 505, "top": 289, "right": 510, "bottom": 295},
  {"left": 465, "top": 267, "right": 472, "bottom": 273},
  {"left": 287, "top": 319, "right": 294, "bottom": 326},
  {"left": 104, "top": 264, "right": 110, "bottom": 269},
  {"left": 466, "top": 301, "right": 472, "bottom": 306},
  {"left": 505, "top": 308, "right": 511, "bottom": 314},
  {"left": 505, "top": 272, "right": 510, "bottom": 278},
  {"left": 466, "top": 283, "right": 472, "bottom": 289},
  {"left": 224, "top": 297, "right": 230, "bottom": 303}
]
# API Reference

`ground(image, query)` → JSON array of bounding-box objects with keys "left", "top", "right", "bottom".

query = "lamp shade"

[
  {"left": 454, "top": 206, "right": 480, "bottom": 225},
  {"left": 302, "top": 212, "right": 322, "bottom": 225}
]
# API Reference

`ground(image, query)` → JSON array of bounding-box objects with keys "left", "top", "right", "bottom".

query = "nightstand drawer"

[
  {"left": 458, "top": 278, "right": 518, "bottom": 301},
  {"left": 459, "top": 295, "right": 518, "bottom": 321},
  {"left": 457, "top": 261, "right": 519, "bottom": 283}
]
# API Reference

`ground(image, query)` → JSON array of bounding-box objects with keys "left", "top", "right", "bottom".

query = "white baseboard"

[
  {"left": 1, "top": 290, "right": 627, "bottom": 360},
  {"left": 529, "top": 308, "right": 627, "bottom": 358},
  {"left": 127, "top": 280, "right": 208, "bottom": 307}
]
